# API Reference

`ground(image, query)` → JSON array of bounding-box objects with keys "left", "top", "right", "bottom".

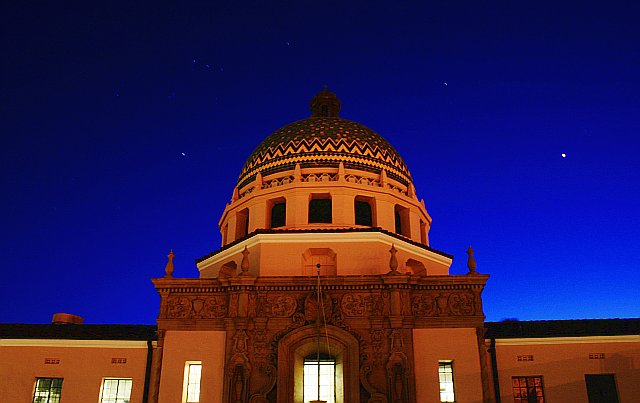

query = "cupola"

[{"left": 197, "top": 91, "right": 452, "bottom": 279}]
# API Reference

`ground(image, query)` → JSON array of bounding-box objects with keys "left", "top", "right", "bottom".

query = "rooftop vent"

[{"left": 52, "top": 313, "right": 84, "bottom": 325}]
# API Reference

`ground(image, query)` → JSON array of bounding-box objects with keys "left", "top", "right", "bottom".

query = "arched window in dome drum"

[
  {"left": 235, "top": 208, "right": 249, "bottom": 240},
  {"left": 321, "top": 104, "right": 329, "bottom": 116},
  {"left": 270, "top": 200, "right": 286, "bottom": 228},
  {"left": 355, "top": 199, "right": 373, "bottom": 227},
  {"left": 394, "top": 205, "right": 410, "bottom": 237},
  {"left": 309, "top": 195, "right": 332, "bottom": 224}
]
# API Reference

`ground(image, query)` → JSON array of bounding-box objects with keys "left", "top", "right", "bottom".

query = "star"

[
  {"left": 561, "top": 153, "right": 567, "bottom": 158},
  {"left": 181, "top": 152, "right": 186, "bottom": 156}
]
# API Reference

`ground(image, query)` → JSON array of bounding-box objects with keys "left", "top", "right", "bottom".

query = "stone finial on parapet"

[
  {"left": 164, "top": 250, "right": 175, "bottom": 278},
  {"left": 387, "top": 244, "right": 399, "bottom": 275},
  {"left": 466, "top": 245, "right": 478, "bottom": 275},
  {"left": 239, "top": 246, "right": 252, "bottom": 276}
]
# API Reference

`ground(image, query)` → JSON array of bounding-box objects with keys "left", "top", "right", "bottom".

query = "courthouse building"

[{"left": 1, "top": 90, "right": 639, "bottom": 403}]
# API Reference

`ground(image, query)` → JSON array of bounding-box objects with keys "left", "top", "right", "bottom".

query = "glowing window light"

[
  {"left": 303, "top": 356, "right": 335, "bottom": 403},
  {"left": 183, "top": 362, "right": 202, "bottom": 403},
  {"left": 438, "top": 361, "right": 455, "bottom": 402}
]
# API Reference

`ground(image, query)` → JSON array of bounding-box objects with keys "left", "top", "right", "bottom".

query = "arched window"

[
  {"left": 395, "top": 210, "right": 402, "bottom": 235},
  {"left": 354, "top": 200, "right": 373, "bottom": 226},
  {"left": 394, "top": 205, "right": 410, "bottom": 237},
  {"left": 309, "top": 196, "right": 332, "bottom": 223},
  {"left": 236, "top": 208, "right": 249, "bottom": 239},
  {"left": 304, "top": 353, "right": 336, "bottom": 403},
  {"left": 270, "top": 201, "right": 286, "bottom": 228}
]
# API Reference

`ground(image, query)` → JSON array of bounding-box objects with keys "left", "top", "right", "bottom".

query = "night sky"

[{"left": 2, "top": 1, "right": 639, "bottom": 325}]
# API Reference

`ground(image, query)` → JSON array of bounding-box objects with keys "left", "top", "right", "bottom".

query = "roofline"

[{"left": 485, "top": 318, "right": 640, "bottom": 339}]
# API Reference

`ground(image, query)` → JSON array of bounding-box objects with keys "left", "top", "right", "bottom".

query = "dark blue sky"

[{"left": 2, "top": 1, "right": 639, "bottom": 324}]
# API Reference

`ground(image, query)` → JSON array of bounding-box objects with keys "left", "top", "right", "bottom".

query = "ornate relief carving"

[
  {"left": 411, "top": 293, "right": 437, "bottom": 317},
  {"left": 341, "top": 293, "right": 374, "bottom": 316},
  {"left": 304, "top": 291, "right": 332, "bottom": 323},
  {"left": 448, "top": 292, "right": 475, "bottom": 316},
  {"left": 165, "top": 296, "right": 227, "bottom": 319},
  {"left": 411, "top": 291, "right": 476, "bottom": 317},
  {"left": 166, "top": 297, "right": 191, "bottom": 318},
  {"left": 229, "top": 294, "right": 239, "bottom": 318},
  {"left": 257, "top": 295, "right": 297, "bottom": 317},
  {"left": 370, "top": 329, "right": 385, "bottom": 363}
]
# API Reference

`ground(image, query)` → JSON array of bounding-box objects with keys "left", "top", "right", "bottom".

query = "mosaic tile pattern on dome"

[{"left": 238, "top": 118, "right": 412, "bottom": 188}]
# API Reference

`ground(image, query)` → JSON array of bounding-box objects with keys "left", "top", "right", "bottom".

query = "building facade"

[{"left": 1, "top": 91, "right": 638, "bottom": 403}]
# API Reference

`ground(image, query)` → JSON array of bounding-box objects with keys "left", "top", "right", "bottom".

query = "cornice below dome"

[{"left": 238, "top": 117, "right": 412, "bottom": 189}]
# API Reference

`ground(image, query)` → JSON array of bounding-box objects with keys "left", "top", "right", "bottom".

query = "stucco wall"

[
  {"left": 495, "top": 336, "right": 640, "bottom": 403},
  {"left": 158, "top": 330, "right": 226, "bottom": 403},
  {"left": 413, "top": 327, "right": 484, "bottom": 403},
  {"left": 0, "top": 341, "right": 148, "bottom": 403}
]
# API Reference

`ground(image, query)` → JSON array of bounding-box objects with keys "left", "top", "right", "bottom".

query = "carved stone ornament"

[
  {"left": 257, "top": 295, "right": 297, "bottom": 317},
  {"left": 448, "top": 292, "right": 475, "bottom": 316},
  {"left": 411, "top": 291, "right": 475, "bottom": 317},
  {"left": 410, "top": 294, "right": 437, "bottom": 317},
  {"left": 165, "top": 296, "right": 227, "bottom": 319},
  {"left": 341, "top": 293, "right": 375, "bottom": 317},
  {"left": 304, "top": 291, "right": 333, "bottom": 323}
]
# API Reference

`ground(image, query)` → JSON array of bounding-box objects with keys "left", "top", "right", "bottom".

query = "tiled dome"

[{"left": 237, "top": 91, "right": 412, "bottom": 189}]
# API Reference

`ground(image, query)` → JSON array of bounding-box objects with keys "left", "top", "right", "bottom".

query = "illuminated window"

[
  {"left": 304, "top": 354, "right": 336, "bottom": 403},
  {"left": 438, "top": 361, "right": 455, "bottom": 402},
  {"left": 512, "top": 376, "right": 545, "bottom": 403},
  {"left": 183, "top": 362, "right": 202, "bottom": 403},
  {"left": 32, "top": 378, "right": 63, "bottom": 403},
  {"left": 99, "top": 379, "right": 132, "bottom": 403}
]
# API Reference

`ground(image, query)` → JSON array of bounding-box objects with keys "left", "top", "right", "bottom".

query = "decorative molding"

[{"left": 196, "top": 232, "right": 453, "bottom": 272}]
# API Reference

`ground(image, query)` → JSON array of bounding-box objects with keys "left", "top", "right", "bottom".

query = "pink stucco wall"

[
  {"left": 413, "top": 327, "right": 484, "bottom": 403},
  {"left": 495, "top": 337, "right": 640, "bottom": 402},
  {"left": 158, "top": 330, "right": 226, "bottom": 403},
  {"left": 0, "top": 342, "right": 149, "bottom": 403}
]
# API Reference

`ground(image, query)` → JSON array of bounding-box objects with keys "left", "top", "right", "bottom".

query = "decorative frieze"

[
  {"left": 164, "top": 295, "right": 227, "bottom": 319},
  {"left": 257, "top": 295, "right": 297, "bottom": 318}
]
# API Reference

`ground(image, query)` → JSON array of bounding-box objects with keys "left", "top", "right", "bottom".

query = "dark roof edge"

[
  {"left": 195, "top": 227, "right": 454, "bottom": 263},
  {"left": 0, "top": 324, "right": 158, "bottom": 341},
  {"left": 485, "top": 318, "right": 640, "bottom": 339}
]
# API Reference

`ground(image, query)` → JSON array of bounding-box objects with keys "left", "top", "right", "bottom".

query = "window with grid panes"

[
  {"left": 304, "top": 354, "right": 336, "bottom": 403},
  {"left": 32, "top": 378, "right": 63, "bottom": 403},
  {"left": 100, "top": 379, "right": 132, "bottom": 403},
  {"left": 438, "top": 361, "right": 455, "bottom": 402},
  {"left": 184, "top": 362, "right": 202, "bottom": 402},
  {"left": 512, "top": 376, "right": 545, "bottom": 403}
]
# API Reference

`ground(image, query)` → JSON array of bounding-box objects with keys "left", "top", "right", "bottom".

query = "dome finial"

[{"left": 310, "top": 88, "right": 341, "bottom": 118}]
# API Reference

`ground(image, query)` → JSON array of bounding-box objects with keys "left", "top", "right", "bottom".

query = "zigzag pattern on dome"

[{"left": 238, "top": 118, "right": 412, "bottom": 189}]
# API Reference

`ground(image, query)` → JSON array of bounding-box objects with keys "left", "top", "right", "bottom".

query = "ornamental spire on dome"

[{"left": 310, "top": 86, "right": 341, "bottom": 118}]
